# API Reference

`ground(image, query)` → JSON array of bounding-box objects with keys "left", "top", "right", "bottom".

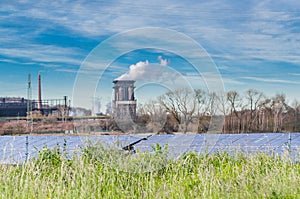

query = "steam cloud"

[
  {"left": 158, "top": 55, "right": 169, "bottom": 66},
  {"left": 116, "top": 56, "right": 170, "bottom": 81}
]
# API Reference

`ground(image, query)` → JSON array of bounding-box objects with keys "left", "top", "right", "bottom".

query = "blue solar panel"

[
  {"left": 0, "top": 133, "right": 299, "bottom": 164},
  {"left": 190, "top": 134, "right": 204, "bottom": 146},
  {"left": 291, "top": 136, "right": 300, "bottom": 146},
  {"left": 0, "top": 136, "right": 25, "bottom": 164},
  {"left": 133, "top": 134, "right": 172, "bottom": 152},
  {"left": 134, "top": 133, "right": 300, "bottom": 159}
]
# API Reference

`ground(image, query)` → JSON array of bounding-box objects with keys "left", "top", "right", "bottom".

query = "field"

[{"left": 0, "top": 144, "right": 299, "bottom": 199}]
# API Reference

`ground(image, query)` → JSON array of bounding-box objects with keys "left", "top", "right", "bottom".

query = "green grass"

[{"left": 0, "top": 144, "right": 299, "bottom": 199}]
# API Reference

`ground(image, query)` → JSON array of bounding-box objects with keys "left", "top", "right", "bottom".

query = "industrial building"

[
  {"left": 0, "top": 73, "right": 69, "bottom": 117},
  {"left": 0, "top": 97, "right": 28, "bottom": 117},
  {"left": 0, "top": 97, "right": 68, "bottom": 117},
  {"left": 112, "top": 80, "right": 137, "bottom": 120}
]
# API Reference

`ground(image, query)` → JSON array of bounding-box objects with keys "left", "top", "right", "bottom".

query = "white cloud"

[
  {"left": 289, "top": 73, "right": 300, "bottom": 76},
  {"left": 2, "top": 0, "right": 299, "bottom": 66},
  {"left": 0, "top": 43, "right": 83, "bottom": 66},
  {"left": 242, "top": 76, "right": 300, "bottom": 84},
  {"left": 1, "top": 0, "right": 300, "bottom": 88}
]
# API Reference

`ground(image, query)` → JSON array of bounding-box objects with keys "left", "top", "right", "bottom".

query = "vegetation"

[
  {"left": 138, "top": 88, "right": 300, "bottom": 134},
  {"left": 1, "top": 88, "right": 300, "bottom": 135},
  {"left": 0, "top": 144, "right": 299, "bottom": 198},
  {"left": 0, "top": 120, "right": 74, "bottom": 135}
]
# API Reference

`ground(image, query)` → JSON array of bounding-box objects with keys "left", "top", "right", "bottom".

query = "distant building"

[
  {"left": 112, "top": 80, "right": 137, "bottom": 120},
  {"left": 0, "top": 73, "right": 69, "bottom": 117},
  {"left": 0, "top": 97, "right": 28, "bottom": 117},
  {"left": 0, "top": 97, "right": 69, "bottom": 117}
]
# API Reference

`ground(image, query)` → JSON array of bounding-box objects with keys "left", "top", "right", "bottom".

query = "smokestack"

[{"left": 38, "top": 72, "right": 42, "bottom": 110}]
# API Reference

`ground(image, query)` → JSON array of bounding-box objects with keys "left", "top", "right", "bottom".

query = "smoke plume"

[
  {"left": 157, "top": 55, "right": 169, "bottom": 66},
  {"left": 116, "top": 56, "right": 170, "bottom": 81}
]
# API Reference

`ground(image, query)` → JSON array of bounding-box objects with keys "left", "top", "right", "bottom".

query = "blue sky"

[{"left": 1, "top": 0, "right": 300, "bottom": 111}]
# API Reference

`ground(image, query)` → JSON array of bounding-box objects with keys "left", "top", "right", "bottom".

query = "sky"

[{"left": 1, "top": 0, "right": 300, "bottom": 112}]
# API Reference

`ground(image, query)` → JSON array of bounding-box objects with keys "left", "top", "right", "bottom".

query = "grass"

[{"left": 0, "top": 143, "right": 299, "bottom": 199}]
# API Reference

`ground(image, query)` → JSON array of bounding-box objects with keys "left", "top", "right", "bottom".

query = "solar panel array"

[
  {"left": 0, "top": 135, "right": 145, "bottom": 164},
  {"left": 134, "top": 133, "right": 300, "bottom": 160},
  {"left": 0, "top": 133, "right": 299, "bottom": 164}
]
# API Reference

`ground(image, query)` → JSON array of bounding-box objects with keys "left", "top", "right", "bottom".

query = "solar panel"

[{"left": 0, "top": 133, "right": 299, "bottom": 164}]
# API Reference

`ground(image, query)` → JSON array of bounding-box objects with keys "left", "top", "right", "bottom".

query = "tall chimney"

[{"left": 38, "top": 72, "right": 42, "bottom": 110}]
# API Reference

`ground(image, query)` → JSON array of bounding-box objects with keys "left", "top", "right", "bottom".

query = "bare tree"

[
  {"left": 174, "top": 88, "right": 197, "bottom": 133},
  {"left": 142, "top": 100, "right": 167, "bottom": 133},
  {"left": 227, "top": 91, "right": 246, "bottom": 133},
  {"left": 156, "top": 88, "right": 300, "bottom": 134},
  {"left": 271, "top": 94, "right": 287, "bottom": 132},
  {"left": 217, "top": 92, "right": 230, "bottom": 133},
  {"left": 207, "top": 92, "right": 218, "bottom": 116},
  {"left": 258, "top": 98, "right": 272, "bottom": 132},
  {"left": 245, "top": 89, "right": 264, "bottom": 132},
  {"left": 194, "top": 89, "right": 207, "bottom": 115},
  {"left": 158, "top": 91, "right": 181, "bottom": 126},
  {"left": 194, "top": 89, "right": 209, "bottom": 133},
  {"left": 291, "top": 99, "right": 300, "bottom": 131},
  {"left": 203, "top": 91, "right": 222, "bottom": 133},
  {"left": 159, "top": 88, "right": 197, "bottom": 133}
]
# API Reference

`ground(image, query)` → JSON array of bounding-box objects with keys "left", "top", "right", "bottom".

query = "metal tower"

[{"left": 27, "top": 70, "right": 33, "bottom": 133}]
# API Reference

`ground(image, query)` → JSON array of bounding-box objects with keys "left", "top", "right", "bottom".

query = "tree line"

[
  {"left": 136, "top": 88, "right": 300, "bottom": 134},
  {"left": 2, "top": 88, "right": 298, "bottom": 135}
]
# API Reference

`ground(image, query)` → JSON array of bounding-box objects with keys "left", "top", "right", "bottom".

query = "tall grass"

[{"left": 0, "top": 144, "right": 299, "bottom": 198}]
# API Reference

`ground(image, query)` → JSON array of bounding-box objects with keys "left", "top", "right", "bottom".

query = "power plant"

[
  {"left": 0, "top": 73, "right": 69, "bottom": 117},
  {"left": 0, "top": 73, "right": 138, "bottom": 122},
  {"left": 112, "top": 80, "right": 137, "bottom": 120}
]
